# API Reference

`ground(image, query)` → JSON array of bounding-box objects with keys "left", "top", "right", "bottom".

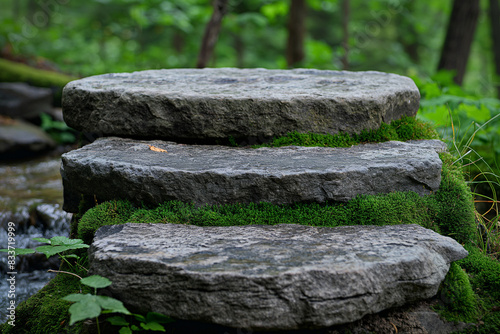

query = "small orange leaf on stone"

[{"left": 148, "top": 145, "right": 168, "bottom": 153}]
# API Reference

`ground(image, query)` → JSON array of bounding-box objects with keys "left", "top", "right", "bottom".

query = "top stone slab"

[{"left": 62, "top": 68, "right": 420, "bottom": 141}]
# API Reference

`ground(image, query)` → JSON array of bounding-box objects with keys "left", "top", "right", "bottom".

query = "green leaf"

[
  {"left": 67, "top": 297, "right": 102, "bottom": 325},
  {"left": 131, "top": 325, "right": 141, "bottom": 331},
  {"left": 141, "top": 321, "right": 166, "bottom": 331},
  {"left": 80, "top": 275, "right": 112, "bottom": 289},
  {"left": 32, "top": 237, "right": 51, "bottom": 244},
  {"left": 119, "top": 327, "right": 133, "bottom": 334},
  {"left": 95, "top": 295, "right": 131, "bottom": 315},
  {"left": 0, "top": 248, "right": 36, "bottom": 256},
  {"left": 35, "top": 245, "right": 69, "bottom": 258},
  {"left": 63, "top": 254, "right": 80, "bottom": 259},
  {"left": 50, "top": 236, "right": 85, "bottom": 246},
  {"left": 107, "top": 315, "right": 129, "bottom": 326},
  {"left": 62, "top": 293, "right": 90, "bottom": 303}
]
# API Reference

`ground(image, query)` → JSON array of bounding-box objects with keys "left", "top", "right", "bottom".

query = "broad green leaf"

[
  {"left": 32, "top": 237, "right": 51, "bottom": 244},
  {"left": 131, "top": 325, "right": 141, "bottom": 331},
  {"left": 35, "top": 245, "right": 69, "bottom": 258},
  {"left": 65, "top": 244, "right": 90, "bottom": 250},
  {"left": 133, "top": 314, "right": 146, "bottom": 322},
  {"left": 0, "top": 248, "right": 36, "bottom": 256},
  {"left": 67, "top": 296, "right": 101, "bottom": 325},
  {"left": 62, "top": 293, "right": 90, "bottom": 303},
  {"left": 50, "top": 236, "right": 85, "bottom": 246},
  {"left": 81, "top": 275, "right": 112, "bottom": 289},
  {"left": 119, "top": 327, "right": 133, "bottom": 334},
  {"left": 141, "top": 321, "right": 166, "bottom": 331},
  {"left": 95, "top": 295, "right": 131, "bottom": 315},
  {"left": 107, "top": 315, "right": 129, "bottom": 326}
]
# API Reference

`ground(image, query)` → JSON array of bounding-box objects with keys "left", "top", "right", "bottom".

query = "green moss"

[
  {"left": 76, "top": 154, "right": 474, "bottom": 246},
  {"left": 254, "top": 116, "right": 439, "bottom": 148},
  {"left": 0, "top": 272, "right": 90, "bottom": 334},
  {"left": 436, "top": 262, "right": 478, "bottom": 323},
  {"left": 78, "top": 200, "right": 136, "bottom": 244},
  {"left": 434, "top": 153, "right": 476, "bottom": 244},
  {"left": 458, "top": 245, "right": 500, "bottom": 301},
  {"left": 0, "top": 58, "right": 77, "bottom": 104}
]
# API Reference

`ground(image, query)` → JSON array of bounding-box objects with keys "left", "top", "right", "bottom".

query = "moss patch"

[
  {"left": 253, "top": 116, "right": 439, "bottom": 148},
  {"left": 0, "top": 58, "right": 77, "bottom": 104},
  {"left": 436, "top": 262, "right": 478, "bottom": 323}
]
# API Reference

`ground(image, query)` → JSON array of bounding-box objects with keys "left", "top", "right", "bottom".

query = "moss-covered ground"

[
  {"left": 0, "top": 58, "right": 77, "bottom": 105},
  {"left": 2, "top": 116, "right": 499, "bottom": 333}
]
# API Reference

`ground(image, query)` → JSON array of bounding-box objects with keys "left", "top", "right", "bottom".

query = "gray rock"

[
  {"left": 60, "top": 137, "right": 442, "bottom": 212},
  {"left": 0, "top": 82, "right": 53, "bottom": 120},
  {"left": 89, "top": 223, "right": 468, "bottom": 331},
  {"left": 0, "top": 119, "right": 55, "bottom": 157},
  {"left": 62, "top": 68, "right": 420, "bottom": 141}
]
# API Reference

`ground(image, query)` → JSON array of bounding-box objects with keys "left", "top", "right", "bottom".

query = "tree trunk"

[
  {"left": 490, "top": 0, "right": 500, "bottom": 98},
  {"left": 341, "top": 0, "right": 350, "bottom": 70},
  {"left": 286, "top": 0, "right": 306, "bottom": 68},
  {"left": 196, "top": 0, "right": 229, "bottom": 68},
  {"left": 437, "top": 0, "right": 480, "bottom": 85}
]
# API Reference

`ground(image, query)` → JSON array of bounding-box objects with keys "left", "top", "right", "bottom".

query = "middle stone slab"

[{"left": 61, "top": 138, "right": 444, "bottom": 212}]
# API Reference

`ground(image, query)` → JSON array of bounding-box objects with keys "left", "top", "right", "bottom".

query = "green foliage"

[
  {"left": 255, "top": 116, "right": 438, "bottom": 148},
  {"left": 0, "top": 273, "right": 90, "bottom": 334},
  {"left": 40, "top": 113, "right": 76, "bottom": 144},
  {"left": 436, "top": 262, "right": 478, "bottom": 323},
  {"left": 107, "top": 312, "right": 174, "bottom": 333},
  {"left": 0, "top": 236, "right": 89, "bottom": 273}
]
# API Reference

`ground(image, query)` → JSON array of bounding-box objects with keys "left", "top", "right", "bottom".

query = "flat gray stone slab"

[
  {"left": 60, "top": 138, "right": 443, "bottom": 212},
  {"left": 62, "top": 68, "right": 420, "bottom": 141},
  {"left": 89, "top": 223, "right": 468, "bottom": 330}
]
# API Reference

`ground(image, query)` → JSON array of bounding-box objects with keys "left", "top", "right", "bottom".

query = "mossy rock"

[{"left": 0, "top": 58, "right": 77, "bottom": 105}]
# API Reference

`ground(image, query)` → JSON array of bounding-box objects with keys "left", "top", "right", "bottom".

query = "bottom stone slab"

[{"left": 89, "top": 223, "right": 467, "bottom": 331}]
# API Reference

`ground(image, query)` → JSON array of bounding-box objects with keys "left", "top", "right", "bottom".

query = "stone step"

[
  {"left": 89, "top": 223, "right": 468, "bottom": 331},
  {"left": 60, "top": 138, "right": 446, "bottom": 213},
  {"left": 62, "top": 68, "right": 420, "bottom": 142}
]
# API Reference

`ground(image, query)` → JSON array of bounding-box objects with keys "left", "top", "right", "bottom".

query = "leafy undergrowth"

[
  {"left": 253, "top": 116, "right": 439, "bottom": 148},
  {"left": 0, "top": 269, "right": 91, "bottom": 334}
]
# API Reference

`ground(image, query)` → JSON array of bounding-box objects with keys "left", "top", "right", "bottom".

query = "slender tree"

[
  {"left": 437, "top": 0, "right": 480, "bottom": 85},
  {"left": 286, "top": 0, "right": 306, "bottom": 68},
  {"left": 490, "top": 0, "right": 500, "bottom": 97},
  {"left": 196, "top": 0, "right": 229, "bottom": 68}
]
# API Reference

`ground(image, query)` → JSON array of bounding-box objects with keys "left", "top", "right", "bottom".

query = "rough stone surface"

[
  {"left": 62, "top": 68, "right": 420, "bottom": 141},
  {"left": 89, "top": 223, "right": 468, "bottom": 331},
  {"left": 0, "top": 118, "right": 55, "bottom": 157},
  {"left": 61, "top": 137, "right": 442, "bottom": 212},
  {"left": 0, "top": 82, "right": 53, "bottom": 120}
]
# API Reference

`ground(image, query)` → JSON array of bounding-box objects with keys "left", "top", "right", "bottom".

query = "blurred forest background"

[{"left": 1, "top": 0, "right": 499, "bottom": 216}]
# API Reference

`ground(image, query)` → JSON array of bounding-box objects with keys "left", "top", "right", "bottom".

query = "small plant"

[
  {"left": 0, "top": 236, "right": 89, "bottom": 274},
  {"left": 63, "top": 275, "right": 131, "bottom": 334}
]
